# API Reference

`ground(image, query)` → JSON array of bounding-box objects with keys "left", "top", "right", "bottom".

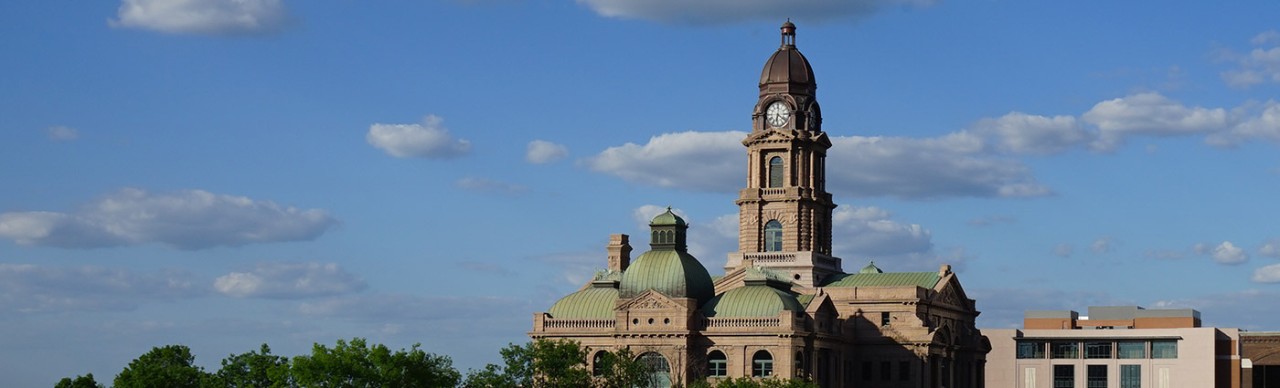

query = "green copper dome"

[
  {"left": 701, "top": 285, "right": 804, "bottom": 318},
  {"left": 650, "top": 207, "right": 686, "bottom": 227},
  {"left": 619, "top": 249, "right": 715, "bottom": 304},
  {"left": 548, "top": 286, "right": 619, "bottom": 319}
]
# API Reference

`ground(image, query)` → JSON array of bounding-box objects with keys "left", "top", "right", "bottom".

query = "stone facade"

[{"left": 531, "top": 21, "right": 989, "bottom": 388}]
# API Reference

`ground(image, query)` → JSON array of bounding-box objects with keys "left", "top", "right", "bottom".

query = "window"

[
  {"left": 1053, "top": 365, "right": 1074, "bottom": 388},
  {"left": 899, "top": 360, "right": 911, "bottom": 381},
  {"left": 1151, "top": 340, "right": 1177, "bottom": 359},
  {"left": 707, "top": 351, "right": 727, "bottom": 377},
  {"left": 880, "top": 361, "right": 891, "bottom": 381},
  {"left": 1084, "top": 341, "right": 1112, "bottom": 359},
  {"left": 1017, "top": 341, "right": 1046, "bottom": 359},
  {"left": 1117, "top": 341, "right": 1146, "bottom": 359},
  {"left": 592, "top": 351, "right": 606, "bottom": 376},
  {"left": 638, "top": 352, "right": 671, "bottom": 388},
  {"left": 1120, "top": 365, "right": 1141, "bottom": 388},
  {"left": 765, "top": 220, "right": 783, "bottom": 252},
  {"left": 752, "top": 351, "right": 773, "bottom": 377},
  {"left": 1087, "top": 365, "right": 1107, "bottom": 388},
  {"left": 1051, "top": 342, "right": 1079, "bottom": 359},
  {"left": 768, "top": 156, "right": 784, "bottom": 188},
  {"left": 862, "top": 361, "right": 872, "bottom": 381},
  {"left": 880, "top": 312, "right": 891, "bottom": 327}
]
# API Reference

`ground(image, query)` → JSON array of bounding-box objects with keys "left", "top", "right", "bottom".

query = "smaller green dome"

[
  {"left": 650, "top": 207, "right": 686, "bottom": 226},
  {"left": 701, "top": 285, "right": 804, "bottom": 318},
  {"left": 859, "top": 261, "right": 884, "bottom": 274},
  {"left": 548, "top": 286, "right": 618, "bottom": 319}
]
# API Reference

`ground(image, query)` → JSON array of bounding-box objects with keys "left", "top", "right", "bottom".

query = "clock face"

[{"left": 766, "top": 101, "right": 790, "bottom": 128}]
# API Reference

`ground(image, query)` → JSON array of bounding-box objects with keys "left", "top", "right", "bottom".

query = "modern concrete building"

[
  {"left": 985, "top": 306, "right": 1241, "bottom": 388},
  {"left": 529, "top": 21, "right": 989, "bottom": 388}
]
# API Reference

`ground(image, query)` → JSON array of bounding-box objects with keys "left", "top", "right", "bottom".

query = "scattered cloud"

[
  {"left": 110, "top": 0, "right": 289, "bottom": 36},
  {"left": 1082, "top": 93, "right": 1228, "bottom": 150},
  {"left": 367, "top": 115, "right": 471, "bottom": 159},
  {"left": 1090, "top": 237, "right": 1114, "bottom": 254},
  {"left": 1205, "top": 100, "right": 1280, "bottom": 147},
  {"left": 214, "top": 262, "right": 366, "bottom": 299},
  {"left": 531, "top": 250, "right": 605, "bottom": 287},
  {"left": 827, "top": 134, "right": 1050, "bottom": 199},
  {"left": 1252, "top": 264, "right": 1280, "bottom": 283},
  {"left": 583, "top": 131, "right": 742, "bottom": 192},
  {"left": 971, "top": 113, "right": 1091, "bottom": 155},
  {"left": 455, "top": 177, "right": 528, "bottom": 196},
  {"left": 1052, "top": 244, "right": 1074, "bottom": 258},
  {"left": 1196, "top": 241, "right": 1249, "bottom": 265},
  {"left": 0, "top": 264, "right": 203, "bottom": 314},
  {"left": 1260, "top": 239, "right": 1280, "bottom": 258},
  {"left": 575, "top": 0, "right": 937, "bottom": 24},
  {"left": 525, "top": 140, "right": 568, "bottom": 164},
  {"left": 967, "top": 215, "right": 1016, "bottom": 227},
  {"left": 44, "top": 126, "right": 79, "bottom": 141},
  {"left": 0, "top": 188, "right": 337, "bottom": 250},
  {"left": 832, "top": 206, "right": 932, "bottom": 258},
  {"left": 1219, "top": 30, "right": 1280, "bottom": 88}
]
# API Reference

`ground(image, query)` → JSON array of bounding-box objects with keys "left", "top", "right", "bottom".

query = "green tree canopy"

[
  {"left": 54, "top": 373, "right": 103, "bottom": 388},
  {"left": 209, "top": 343, "right": 293, "bottom": 388},
  {"left": 463, "top": 340, "right": 650, "bottom": 388},
  {"left": 113, "top": 345, "right": 209, "bottom": 388},
  {"left": 290, "top": 338, "right": 459, "bottom": 388}
]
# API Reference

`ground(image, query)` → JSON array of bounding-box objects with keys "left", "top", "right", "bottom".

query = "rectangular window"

[
  {"left": 1084, "top": 341, "right": 1112, "bottom": 359},
  {"left": 708, "top": 360, "right": 726, "bottom": 377},
  {"left": 899, "top": 360, "right": 911, "bottom": 381},
  {"left": 1087, "top": 365, "right": 1107, "bottom": 388},
  {"left": 881, "top": 312, "right": 891, "bottom": 327},
  {"left": 1053, "top": 365, "right": 1074, "bottom": 388},
  {"left": 1151, "top": 340, "right": 1178, "bottom": 359},
  {"left": 1017, "top": 341, "right": 1047, "bottom": 359},
  {"left": 1051, "top": 342, "right": 1079, "bottom": 359},
  {"left": 880, "top": 361, "right": 891, "bottom": 380},
  {"left": 1120, "top": 365, "right": 1141, "bottom": 388},
  {"left": 1117, "top": 341, "right": 1146, "bottom": 359}
]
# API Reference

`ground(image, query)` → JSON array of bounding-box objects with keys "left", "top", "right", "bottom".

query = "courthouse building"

[{"left": 530, "top": 21, "right": 989, "bottom": 387}]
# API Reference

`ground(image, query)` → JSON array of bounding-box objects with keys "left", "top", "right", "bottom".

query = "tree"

[
  {"left": 54, "top": 373, "right": 103, "bottom": 388},
  {"left": 591, "top": 348, "right": 649, "bottom": 388},
  {"left": 113, "top": 345, "right": 209, "bottom": 388},
  {"left": 688, "top": 376, "right": 819, "bottom": 388},
  {"left": 463, "top": 340, "right": 651, "bottom": 388},
  {"left": 290, "top": 338, "right": 459, "bottom": 388},
  {"left": 209, "top": 343, "right": 293, "bottom": 388}
]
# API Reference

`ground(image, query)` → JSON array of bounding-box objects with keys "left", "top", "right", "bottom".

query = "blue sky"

[{"left": 3, "top": 0, "right": 1280, "bottom": 385}]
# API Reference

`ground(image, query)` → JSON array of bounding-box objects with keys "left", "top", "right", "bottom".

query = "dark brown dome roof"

[{"left": 759, "top": 20, "right": 815, "bottom": 90}]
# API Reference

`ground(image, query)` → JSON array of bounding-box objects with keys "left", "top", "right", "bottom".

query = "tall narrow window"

[
  {"left": 765, "top": 220, "right": 783, "bottom": 252},
  {"left": 1053, "top": 365, "right": 1074, "bottom": 388},
  {"left": 768, "top": 156, "right": 784, "bottom": 188},
  {"left": 707, "top": 351, "right": 727, "bottom": 378},
  {"left": 1087, "top": 365, "right": 1107, "bottom": 388},
  {"left": 1120, "top": 365, "right": 1141, "bottom": 388},
  {"left": 880, "top": 312, "right": 891, "bottom": 327},
  {"left": 592, "top": 351, "right": 606, "bottom": 376},
  {"left": 752, "top": 351, "right": 774, "bottom": 377}
]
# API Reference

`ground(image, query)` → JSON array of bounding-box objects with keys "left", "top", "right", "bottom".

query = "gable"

[{"left": 615, "top": 289, "right": 685, "bottom": 311}]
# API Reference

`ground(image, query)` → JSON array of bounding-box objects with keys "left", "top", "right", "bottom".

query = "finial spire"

[{"left": 780, "top": 19, "right": 796, "bottom": 47}]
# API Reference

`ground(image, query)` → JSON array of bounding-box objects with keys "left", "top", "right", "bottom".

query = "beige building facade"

[
  {"left": 985, "top": 306, "right": 1242, "bottom": 388},
  {"left": 530, "top": 21, "right": 989, "bottom": 388}
]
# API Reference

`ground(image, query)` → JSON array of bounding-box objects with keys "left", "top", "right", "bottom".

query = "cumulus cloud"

[
  {"left": 44, "top": 126, "right": 79, "bottom": 141},
  {"left": 832, "top": 206, "right": 932, "bottom": 258},
  {"left": 584, "top": 131, "right": 743, "bottom": 192},
  {"left": 526, "top": 140, "right": 568, "bottom": 164},
  {"left": 972, "top": 113, "right": 1092, "bottom": 155},
  {"left": 1220, "top": 30, "right": 1280, "bottom": 88},
  {"left": 827, "top": 134, "right": 1050, "bottom": 199},
  {"left": 0, "top": 264, "right": 202, "bottom": 314},
  {"left": 455, "top": 177, "right": 528, "bottom": 196},
  {"left": 0, "top": 188, "right": 337, "bottom": 250},
  {"left": 110, "top": 0, "right": 288, "bottom": 36},
  {"left": 1195, "top": 241, "right": 1249, "bottom": 265},
  {"left": 1253, "top": 264, "right": 1280, "bottom": 284},
  {"left": 367, "top": 115, "right": 471, "bottom": 159},
  {"left": 576, "top": 0, "right": 937, "bottom": 24},
  {"left": 1260, "top": 239, "right": 1280, "bottom": 258},
  {"left": 214, "top": 262, "right": 365, "bottom": 299},
  {"left": 1082, "top": 93, "right": 1229, "bottom": 150},
  {"left": 1206, "top": 100, "right": 1280, "bottom": 147}
]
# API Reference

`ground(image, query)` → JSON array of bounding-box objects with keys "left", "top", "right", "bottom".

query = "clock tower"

[{"left": 727, "top": 21, "right": 842, "bottom": 288}]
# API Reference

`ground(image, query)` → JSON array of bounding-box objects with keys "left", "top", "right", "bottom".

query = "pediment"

[
  {"left": 931, "top": 275, "right": 973, "bottom": 311},
  {"left": 742, "top": 129, "right": 797, "bottom": 144},
  {"left": 616, "top": 289, "right": 685, "bottom": 311}
]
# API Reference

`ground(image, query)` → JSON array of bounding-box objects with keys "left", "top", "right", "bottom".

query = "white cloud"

[
  {"left": 827, "top": 134, "right": 1050, "bottom": 199},
  {"left": 0, "top": 264, "right": 202, "bottom": 314},
  {"left": 110, "top": 0, "right": 288, "bottom": 36},
  {"left": 1082, "top": 93, "right": 1229, "bottom": 150},
  {"left": 1260, "top": 239, "right": 1280, "bottom": 258},
  {"left": 1208, "top": 242, "right": 1249, "bottom": 266},
  {"left": 0, "top": 188, "right": 337, "bottom": 250},
  {"left": 832, "top": 206, "right": 932, "bottom": 258},
  {"left": 972, "top": 112, "right": 1092, "bottom": 155},
  {"left": 1220, "top": 31, "right": 1280, "bottom": 88},
  {"left": 584, "top": 131, "right": 743, "bottom": 192},
  {"left": 1253, "top": 264, "right": 1280, "bottom": 283},
  {"left": 367, "top": 115, "right": 471, "bottom": 159},
  {"left": 44, "top": 126, "right": 79, "bottom": 141},
  {"left": 214, "top": 262, "right": 366, "bottom": 299},
  {"left": 1206, "top": 100, "right": 1280, "bottom": 147},
  {"left": 525, "top": 140, "right": 568, "bottom": 164},
  {"left": 455, "top": 177, "right": 528, "bottom": 196},
  {"left": 576, "top": 0, "right": 936, "bottom": 24},
  {"left": 1090, "top": 237, "right": 1114, "bottom": 254}
]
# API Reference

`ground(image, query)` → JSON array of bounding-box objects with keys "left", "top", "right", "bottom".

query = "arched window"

[
  {"left": 795, "top": 351, "right": 805, "bottom": 376},
  {"left": 765, "top": 220, "right": 783, "bottom": 252},
  {"left": 638, "top": 352, "right": 671, "bottom": 388},
  {"left": 592, "top": 351, "right": 607, "bottom": 376},
  {"left": 768, "top": 156, "right": 784, "bottom": 188},
  {"left": 707, "top": 350, "right": 727, "bottom": 378},
  {"left": 752, "top": 350, "right": 774, "bottom": 377}
]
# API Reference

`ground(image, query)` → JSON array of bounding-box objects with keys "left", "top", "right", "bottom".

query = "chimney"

[{"left": 607, "top": 234, "right": 632, "bottom": 272}]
